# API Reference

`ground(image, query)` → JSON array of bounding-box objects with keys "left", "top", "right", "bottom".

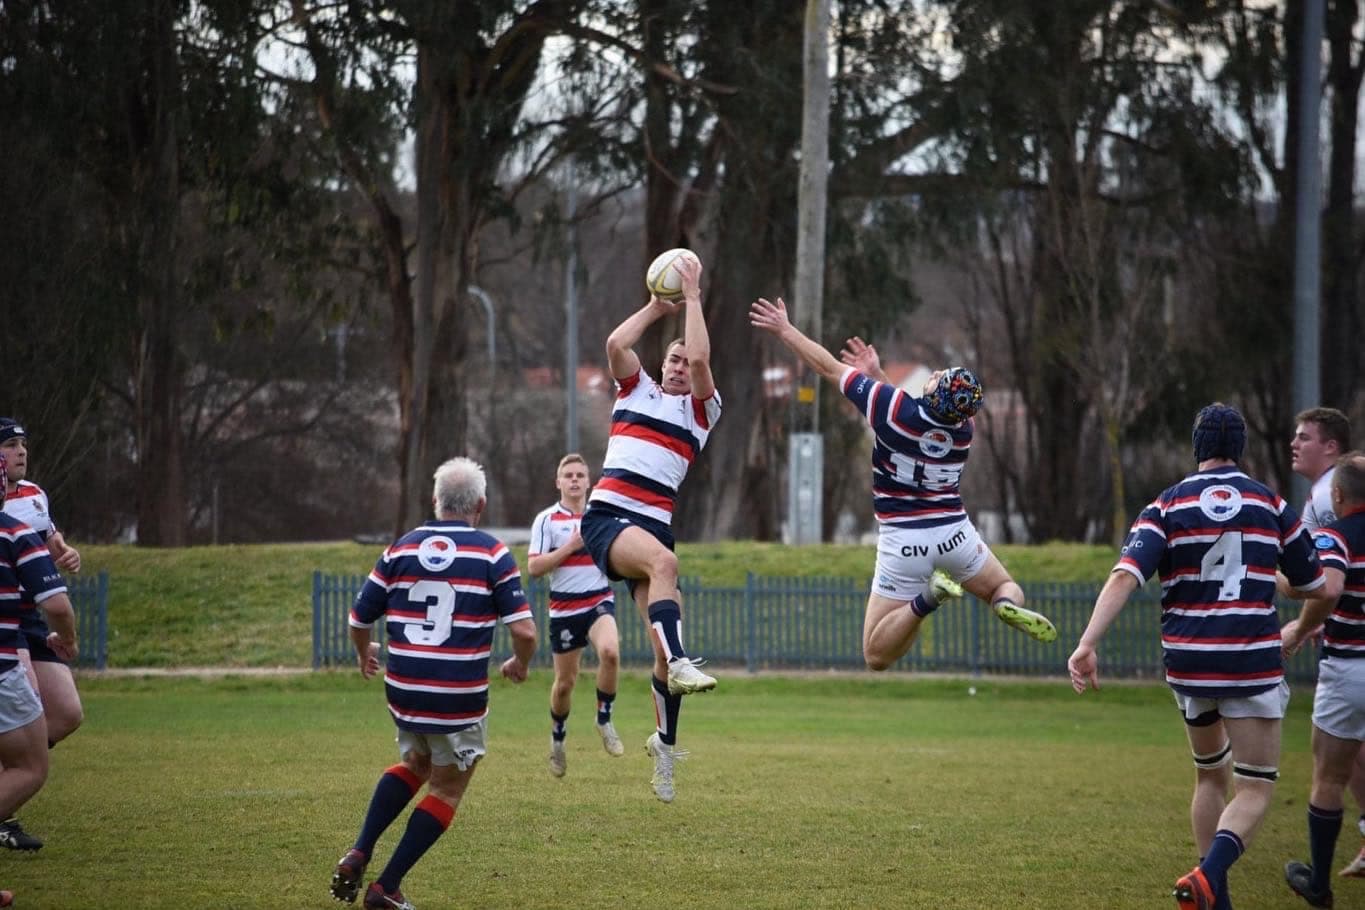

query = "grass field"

[
  {"left": 79, "top": 541, "right": 1118, "bottom": 668},
  {"left": 12, "top": 670, "right": 1340, "bottom": 909}
]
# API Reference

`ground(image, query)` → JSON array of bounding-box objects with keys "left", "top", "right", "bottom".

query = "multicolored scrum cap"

[
  {"left": 0, "top": 451, "right": 6, "bottom": 493},
  {"left": 0, "top": 420, "right": 24, "bottom": 445},
  {"left": 925, "top": 367, "right": 984, "bottom": 423},
  {"left": 1191, "top": 402, "right": 1246, "bottom": 462}
]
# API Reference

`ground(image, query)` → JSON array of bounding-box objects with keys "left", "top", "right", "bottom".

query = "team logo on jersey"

[
  {"left": 417, "top": 535, "right": 458, "bottom": 571},
  {"left": 919, "top": 429, "right": 953, "bottom": 459},
  {"left": 1198, "top": 485, "right": 1243, "bottom": 521},
  {"left": 1314, "top": 534, "right": 1334, "bottom": 551}
]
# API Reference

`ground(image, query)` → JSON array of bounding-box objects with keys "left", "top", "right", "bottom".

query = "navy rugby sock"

[
  {"left": 909, "top": 592, "right": 939, "bottom": 618},
  {"left": 1200, "top": 829, "right": 1244, "bottom": 900},
  {"left": 354, "top": 764, "right": 422, "bottom": 859},
  {"left": 595, "top": 688, "right": 615, "bottom": 725},
  {"left": 647, "top": 600, "right": 687, "bottom": 661},
  {"left": 377, "top": 795, "right": 454, "bottom": 894},
  {"left": 551, "top": 710, "right": 569, "bottom": 743},
  {"left": 651, "top": 675, "right": 682, "bottom": 746},
  {"left": 1308, "top": 804, "right": 1343, "bottom": 894}
]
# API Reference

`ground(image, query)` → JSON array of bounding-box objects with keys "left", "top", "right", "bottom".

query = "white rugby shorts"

[
  {"left": 1174, "top": 680, "right": 1290, "bottom": 723},
  {"left": 872, "top": 518, "right": 989, "bottom": 601},
  {"left": 0, "top": 665, "right": 42, "bottom": 734},
  {"left": 1312, "top": 658, "right": 1365, "bottom": 742},
  {"left": 397, "top": 718, "right": 488, "bottom": 771}
]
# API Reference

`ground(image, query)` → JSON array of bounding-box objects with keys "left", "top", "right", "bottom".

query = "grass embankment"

[{"left": 80, "top": 541, "right": 1118, "bottom": 668}]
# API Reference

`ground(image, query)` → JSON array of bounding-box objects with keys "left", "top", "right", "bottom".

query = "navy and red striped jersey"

[
  {"left": 528, "top": 502, "right": 612, "bottom": 619},
  {"left": 1310, "top": 507, "right": 1365, "bottom": 659},
  {"left": 839, "top": 367, "right": 972, "bottom": 529},
  {"left": 588, "top": 367, "right": 721, "bottom": 527},
  {"left": 0, "top": 513, "right": 66, "bottom": 676},
  {"left": 1115, "top": 467, "right": 1324, "bottom": 698},
  {"left": 350, "top": 520, "right": 532, "bottom": 733}
]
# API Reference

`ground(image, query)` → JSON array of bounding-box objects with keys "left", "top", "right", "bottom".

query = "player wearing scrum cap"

[
  {"left": 749, "top": 297, "right": 1056, "bottom": 677},
  {"left": 1068, "top": 403, "right": 1326, "bottom": 910}
]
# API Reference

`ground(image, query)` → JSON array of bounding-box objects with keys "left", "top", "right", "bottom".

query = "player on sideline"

[
  {"left": 527, "top": 453, "right": 624, "bottom": 778},
  {"left": 1281, "top": 451, "right": 1365, "bottom": 907},
  {"left": 330, "top": 457, "right": 536, "bottom": 910},
  {"left": 747, "top": 299, "right": 1056, "bottom": 673},
  {"left": 1066, "top": 403, "right": 1325, "bottom": 910},
  {"left": 0, "top": 418, "right": 83, "bottom": 851},
  {"left": 579, "top": 250, "right": 719, "bottom": 804},
  {"left": 0, "top": 450, "right": 78, "bottom": 906},
  {"left": 1287, "top": 407, "right": 1365, "bottom": 880}
]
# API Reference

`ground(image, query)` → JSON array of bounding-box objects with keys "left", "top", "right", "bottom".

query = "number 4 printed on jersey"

[{"left": 1199, "top": 531, "right": 1247, "bottom": 602}]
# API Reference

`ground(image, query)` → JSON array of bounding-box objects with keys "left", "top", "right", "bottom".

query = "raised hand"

[
  {"left": 839, "top": 335, "right": 882, "bottom": 376},
  {"left": 748, "top": 297, "right": 792, "bottom": 335}
]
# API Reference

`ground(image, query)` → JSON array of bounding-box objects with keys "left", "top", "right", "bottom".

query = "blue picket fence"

[
  {"left": 67, "top": 571, "right": 109, "bottom": 670},
  {"left": 310, "top": 571, "right": 1322, "bottom": 682}
]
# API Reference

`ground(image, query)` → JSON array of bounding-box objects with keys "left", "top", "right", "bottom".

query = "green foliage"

[{"left": 29, "top": 672, "right": 1319, "bottom": 908}]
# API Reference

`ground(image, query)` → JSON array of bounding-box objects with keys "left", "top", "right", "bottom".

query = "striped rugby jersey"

[
  {"left": 350, "top": 520, "right": 532, "bottom": 734},
  {"left": 839, "top": 367, "right": 972, "bottom": 529},
  {"left": 1311, "top": 508, "right": 1365, "bottom": 660},
  {"left": 588, "top": 366, "right": 721, "bottom": 526},
  {"left": 4, "top": 481, "right": 56, "bottom": 539},
  {"left": 1115, "top": 467, "right": 1324, "bottom": 698},
  {"left": 0, "top": 513, "right": 66, "bottom": 676},
  {"left": 528, "top": 502, "right": 612, "bottom": 618}
]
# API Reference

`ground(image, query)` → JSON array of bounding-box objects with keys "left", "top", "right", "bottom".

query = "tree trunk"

[
  {"left": 132, "top": 0, "right": 187, "bottom": 546},
  {"left": 1322, "top": 0, "right": 1362, "bottom": 411}
]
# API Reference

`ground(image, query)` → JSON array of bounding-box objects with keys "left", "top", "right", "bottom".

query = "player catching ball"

[{"left": 579, "top": 249, "right": 721, "bottom": 804}]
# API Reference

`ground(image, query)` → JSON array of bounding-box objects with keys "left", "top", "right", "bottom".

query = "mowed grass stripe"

[{"left": 15, "top": 672, "right": 1325, "bottom": 909}]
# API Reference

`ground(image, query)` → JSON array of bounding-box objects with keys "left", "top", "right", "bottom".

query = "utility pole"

[
  {"left": 789, "top": 0, "right": 831, "bottom": 544},
  {"left": 1291, "top": 0, "right": 1323, "bottom": 507},
  {"left": 565, "top": 173, "right": 580, "bottom": 454}
]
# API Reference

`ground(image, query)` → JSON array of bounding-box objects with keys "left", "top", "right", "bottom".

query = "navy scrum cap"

[
  {"left": 0, "top": 420, "right": 23, "bottom": 445},
  {"left": 1192, "top": 403, "right": 1246, "bottom": 462}
]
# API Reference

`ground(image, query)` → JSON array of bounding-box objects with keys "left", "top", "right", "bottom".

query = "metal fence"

[
  {"left": 68, "top": 571, "right": 108, "bottom": 670},
  {"left": 310, "top": 571, "right": 1322, "bottom": 682}
]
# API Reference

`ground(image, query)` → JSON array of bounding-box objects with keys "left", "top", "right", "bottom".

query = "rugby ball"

[{"left": 645, "top": 248, "right": 696, "bottom": 301}]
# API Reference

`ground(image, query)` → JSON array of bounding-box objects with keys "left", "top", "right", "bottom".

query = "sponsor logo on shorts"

[{"left": 937, "top": 528, "right": 967, "bottom": 555}]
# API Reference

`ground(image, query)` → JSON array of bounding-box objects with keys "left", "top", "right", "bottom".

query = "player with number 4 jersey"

[{"left": 1068, "top": 403, "right": 1324, "bottom": 910}]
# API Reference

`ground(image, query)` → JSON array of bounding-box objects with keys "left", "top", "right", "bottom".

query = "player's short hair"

[
  {"left": 1295, "top": 406, "right": 1351, "bottom": 451},
  {"left": 1334, "top": 451, "right": 1365, "bottom": 505},
  {"left": 1192, "top": 402, "right": 1246, "bottom": 462},
  {"left": 665, "top": 338, "right": 685, "bottom": 356},
  {"left": 432, "top": 457, "right": 487, "bottom": 519},
  {"left": 557, "top": 453, "right": 586, "bottom": 472},
  {"left": 925, "top": 367, "right": 983, "bottom": 423},
  {"left": 0, "top": 419, "right": 26, "bottom": 446}
]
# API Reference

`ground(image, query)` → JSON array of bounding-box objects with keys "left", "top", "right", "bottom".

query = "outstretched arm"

[
  {"left": 749, "top": 297, "right": 844, "bottom": 384},
  {"left": 606, "top": 297, "right": 677, "bottom": 381},
  {"left": 678, "top": 255, "right": 715, "bottom": 400}
]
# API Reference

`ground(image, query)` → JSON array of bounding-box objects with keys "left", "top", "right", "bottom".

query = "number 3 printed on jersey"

[
  {"left": 1199, "top": 531, "right": 1248, "bottom": 601},
  {"left": 405, "top": 579, "right": 456, "bottom": 645}
]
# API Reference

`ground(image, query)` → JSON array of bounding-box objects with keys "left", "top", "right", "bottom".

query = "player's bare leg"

[
  {"left": 608, "top": 526, "right": 713, "bottom": 694},
  {"left": 32, "top": 661, "right": 81, "bottom": 744},
  {"left": 586, "top": 615, "right": 624, "bottom": 756},
  {"left": 1184, "top": 720, "right": 1232, "bottom": 856},
  {"left": 965, "top": 552, "right": 1057, "bottom": 643},
  {"left": 547, "top": 650, "right": 581, "bottom": 777},
  {"left": 862, "top": 593, "right": 922, "bottom": 671},
  {"left": 1285, "top": 726, "right": 1357, "bottom": 901}
]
